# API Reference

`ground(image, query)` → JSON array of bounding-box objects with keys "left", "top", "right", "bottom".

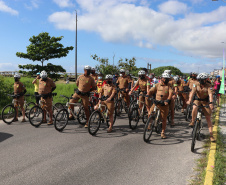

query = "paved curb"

[{"left": 204, "top": 102, "right": 221, "bottom": 185}]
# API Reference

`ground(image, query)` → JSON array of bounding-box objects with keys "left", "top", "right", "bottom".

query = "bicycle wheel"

[
  {"left": 142, "top": 105, "right": 148, "bottom": 124},
  {"left": 25, "top": 102, "right": 35, "bottom": 118},
  {"left": 77, "top": 106, "right": 87, "bottom": 125},
  {"left": 1, "top": 104, "right": 16, "bottom": 124},
  {"left": 53, "top": 103, "right": 64, "bottom": 117},
  {"left": 88, "top": 110, "right": 102, "bottom": 135},
  {"left": 129, "top": 108, "right": 139, "bottom": 130},
  {"left": 155, "top": 110, "right": 162, "bottom": 134},
  {"left": 175, "top": 99, "right": 179, "bottom": 112},
  {"left": 128, "top": 100, "right": 137, "bottom": 115},
  {"left": 191, "top": 120, "right": 200, "bottom": 152},
  {"left": 185, "top": 105, "right": 191, "bottom": 121},
  {"left": 115, "top": 100, "right": 122, "bottom": 116},
  {"left": 54, "top": 109, "right": 69, "bottom": 132},
  {"left": 143, "top": 115, "right": 155, "bottom": 142},
  {"left": 29, "top": 106, "right": 43, "bottom": 127}
]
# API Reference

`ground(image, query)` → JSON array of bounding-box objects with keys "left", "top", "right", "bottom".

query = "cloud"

[
  {"left": 0, "top": 63, "right": 19, "bottom": 71},
  {"left": 24, "top": 0, "right": 40, "bottom": 10},
  {"left": 158, "top": 1, "right": 188, "bottom": 15},
  {"left": 53, "top": 0, "right": 74, "bottom": 8},
  {"left": 48, "top": 0, "right": 226, "bottom": 59},
  {"left": 0, "top": 0, "right": 19, "bottom": 15}
]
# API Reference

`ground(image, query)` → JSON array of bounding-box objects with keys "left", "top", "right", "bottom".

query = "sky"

[{"left": 0, "top": 0, "right": 226, "bottom": 74}]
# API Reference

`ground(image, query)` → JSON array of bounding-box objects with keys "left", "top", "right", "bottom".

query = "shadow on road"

[{"left": 0, "top": 132, "right": 13, "bottom": 142}]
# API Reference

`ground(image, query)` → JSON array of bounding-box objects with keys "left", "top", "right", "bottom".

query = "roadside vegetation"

[{"left": 0, "top": 76, "right": 77, "bottom": 113}]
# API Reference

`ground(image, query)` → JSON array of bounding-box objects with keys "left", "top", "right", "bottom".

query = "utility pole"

[{"left": 75, "top": 10, "right": 77, "bottom": 82}]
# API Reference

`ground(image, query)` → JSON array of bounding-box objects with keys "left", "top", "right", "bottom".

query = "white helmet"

[
  {"left": 203, "top": 72, "right": 209, "bottom": 78},
  {"left": 173, "top": 76, "right": 179, "bottom": 82},
  {"left": 197, "top": 73, "right": 208, "bottom": 80},
  {"left": 40, "top": 70, "right": 47, "bottom": 79},
  {"left": 91, "top": 67, "right": 95, "bottom": 71},
  {"left": 14, "top": 74, "right": 20, "bottom": 78},
  {"left": 164, "top": 70, "right": 171, "bottom": 74},
  {"left": 138, "top": 70, "right": 145, "bottom": 76},
  {"left": 120, "top": 69, "right": 125, "bottom": 73},
  {"left": 84, "top": 65, "right": 91, "bottom": 70},
  {"left": 161, "top": 73, "right": 171, "bottom": 79},
  {"left": 105, "top": 74, "right": 113, "bottom": 79},
  {"left": 192, "top": 72, "right": 197, "bottom": 75}
]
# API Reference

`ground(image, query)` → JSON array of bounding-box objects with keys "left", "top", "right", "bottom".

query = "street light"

[{"left": 75, "top": 10, "right": 78, "bottom": 82}]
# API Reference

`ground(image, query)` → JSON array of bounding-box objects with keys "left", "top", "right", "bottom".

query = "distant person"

[
  {"left": 32, "top": 72, "right": 41, "bottom": 105},
  {"left": 13, "top": 74, "right": 27, "bottom": 122},
  {"left": 214, "top": 75, "right": 221, "bottom": 106},
  {"left": 113, "top": 72, "right": 119, "bottom": 86}
]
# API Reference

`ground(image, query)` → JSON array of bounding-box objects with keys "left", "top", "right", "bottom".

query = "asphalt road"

[{"left": 0, "top": 110, "right": 209, "bottom": 185}]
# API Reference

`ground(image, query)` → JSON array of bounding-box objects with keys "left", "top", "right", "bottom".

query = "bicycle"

[
  {"left": 143, "top": 98, "right": 166, "bottom": 142},
  {"left": 128, "top": 93, "right": 149, "bottom": 130},
  {"left": 191, "top": 103, "right": 210, "bottom": 152},
  {"left": 1, "top": 94, "right": 35, "bottom": 124},
  {"left": 115, "top": 88, "right": 129, "bottom": 116},
  {"left": 54, "top": 95, "right": 94, "bottom": 132},
  {"left": 88, "top": 96, "right": 117, "bottom": 135},
  {"left": 28, "top": 93, "right": 64, "bottom": 127}
]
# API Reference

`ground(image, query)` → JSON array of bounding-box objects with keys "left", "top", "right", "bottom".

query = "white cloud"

[
  {"left": 53, "top": 0, "right": 74, "bottom": 8},
  {"left": 0, "top": 0, "right": 19, "bottom": 15},
  {"left": 48, "top": 0, "right": 226, "bottom": 59},
  {"left": 24, "top": 0, "right": 39, "bottom": 10},
  {"left": 0, "top": 63, "right": 19, "bottom": 71},
  {"left": 158, "top": 1, "right": 188, "bottom": 15}
]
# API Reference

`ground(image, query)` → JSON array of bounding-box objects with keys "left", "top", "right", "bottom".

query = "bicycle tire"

[
  {"left": 143, "top": 115, "right": 155, "bottom": 142},
  {"left": 77, "top": 106, "right": 87, "bottom": 125},
  {"left": 115, "top": 100, "right": 122, "bottom": 116},
  {"left": 129, "top": 108, "right": 139, "bottom": 130},
  {"left": 128, "top": 100, "right": 137, "bottom": 115},
  {"left": 191, "top": 119, "right": 200, "bottom": 152},
  {"left": 29, "top": 106, "right": 43, "bottom": 127},
  {"left": 142, "top": 105, "right": 148, "bottom": 124},
  {"left": 88, "top": 110, "right": 101, "bottom": 135},
  {"left": 25, "top": 102, "right": 35, "bottom": 118},
  {"left": 175, "top": 99, "right": 179, "bottom": 112},
  {"left": 155, "top": 110, "right": 162, "bottom": 134},
  {"left": 185, "top": 105, "right": 191, "bottom": 121},
  {"left": 1, "top": 104, "right": 16, "bottom": 124},
  {"left": 54, "top": 109, "right": 69, "bottom": 132}
]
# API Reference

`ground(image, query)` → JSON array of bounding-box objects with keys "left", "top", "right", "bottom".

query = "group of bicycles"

[{"left": 1, "top": 88, "right": 218, "bottom": 152}]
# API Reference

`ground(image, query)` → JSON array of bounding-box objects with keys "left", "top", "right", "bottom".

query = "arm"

[
  {"left": 129, "top": 81, "right": 139, "bottom": 95},
  {"left": 32, "top": 78, "right": 38, "bottom": 84}
]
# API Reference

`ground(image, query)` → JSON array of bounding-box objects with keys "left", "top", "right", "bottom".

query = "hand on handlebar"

[{"left": 164, "top": 101, "right": 168, "bottom": 105}]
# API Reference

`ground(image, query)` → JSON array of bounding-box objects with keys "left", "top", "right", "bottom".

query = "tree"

[
  {"left": 16, "top": 32, "right": 73, "bottom": 80},
  {"left": 16, "top": 32, "right": 74, "bottom": 66},
  {"left": 151, "top": 66, "right": 183, "bottom": 77},
  {"left": 91, "top": 54, "right": 139, "bottom": 76}
]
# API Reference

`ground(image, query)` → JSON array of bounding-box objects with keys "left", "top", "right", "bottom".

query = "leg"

[
  {"left": 81, "top": 96, "right": 90, "bottom": 126},
  {"left": 106, "top": 101, "right": 114, "bottom": 132},
  {"left": 190, "top": 105, "right": 198, "bottom": 126},
  {"left": 160, "top": 105, "right": 169, "bottom": 138}
]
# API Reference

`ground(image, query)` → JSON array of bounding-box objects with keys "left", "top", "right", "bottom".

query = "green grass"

[
  {"left": 0, "top": 77, "right": 77, "bottom": 113},
  {"left": 213, "top": 127, "right": 226, "bottom": 185}
]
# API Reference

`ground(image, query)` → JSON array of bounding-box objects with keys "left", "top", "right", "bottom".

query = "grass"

[
  {"left": 190, "top": 96, "right": 226, "bottom": 185},
  {"left": 0, "top": 77, "right": 77, "bottom": 113},
  {"left": 213, "top": 127, "right": 226, "bottom": 185}
]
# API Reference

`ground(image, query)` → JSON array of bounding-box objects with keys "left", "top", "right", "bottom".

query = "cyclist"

[
  {"left": 13, "top": 74, "right": 27, "bottom": 122},
  {"left": 147, "top": 73, "right": 173, "bottom": 139},
  {"left": 116, "top": 69, "right": 130, "bottom": 107},
  {"left": 32, "top": 72, "right": 41, "bottom": 105},
  {"left": 214, "top": 75, "right": 221, "bottom": 107},
  {"left": 95, "top": 74, "right": 116, "bottom": 133},
  {"left": 129, "top": 70, "right": 151, "bottom": 113},
  {"left": 38, "top": 71, "right": 56, "bottom": 125},
  {"left": 186, "top": 73, "right": 215, "bottom": 142},
  {"left": 96, "top": 72, "right": 104, "bottom": 94},
  {"left": 90, "top": 67, "right": 98, "bottom": 81},
  {"left": 113, "top": 72, "right": 119, "bottom": 86},
  {"left": 178, "top": 75, "right": 189, "bottom": 113},
  {"left": 164, "top": 70, "right": 176, "bottom": 126},
  {"left": 69, "top": 66, "right": 96, "bottom": 127},
  {"left": 188, "top": 72, "right": 198, "bottom": 90}
]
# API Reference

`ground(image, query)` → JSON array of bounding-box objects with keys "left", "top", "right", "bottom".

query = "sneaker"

[
  {"left": 181, "top": 109, "right": 184, "bottom": 113},
  {"left": 161, "top": 132, "right": 166, "bottom": 139},
  {"left": 84, "top": 124, "right": 88, "bottom": 128},
  {"left": 210, "top": 136, "right": 216, "bottom": 142},
  {"left": 189, "top": 122, "right": 194, "bottom": 127}
]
